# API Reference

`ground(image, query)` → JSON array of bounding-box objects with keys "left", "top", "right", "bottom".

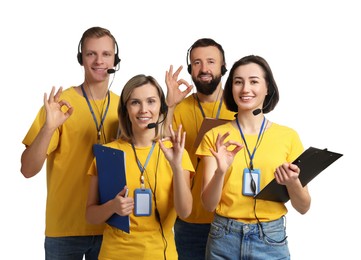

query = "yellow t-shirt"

[
  {"left": 196, "top": 122, "right": 304, "bottom": 223},
  {"left": 22, "top": 87, "right": 120, "bottom": 236},
  {"left": 88, "top": 139, "right": 194, "bottom": 260},
  {"left": 173, "top": 94, "right": 236, "bottom": 223}
]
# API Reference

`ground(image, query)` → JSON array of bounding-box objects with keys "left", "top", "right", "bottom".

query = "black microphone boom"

[
  {"left": 107, "top": 68, "right": 116, "bottom": 74},
  {"left": 147, "top": 123, "right": 157, "bottom": 129},
  {"left": 252, "top": 108, "right": 262, "bottom": 116},
  {"left": 147, "top": 114, "right": 168, "bottom": 129}
]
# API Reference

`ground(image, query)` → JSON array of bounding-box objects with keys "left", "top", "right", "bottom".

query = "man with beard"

[{"left": 165, "top": 38, "right": 236, "bottom": 260}]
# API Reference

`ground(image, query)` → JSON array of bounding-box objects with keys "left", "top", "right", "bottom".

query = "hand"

[
  {"left": 159, "top": 124, "right": 185, "bottom": 167},
  {"left": 210, "top": 132, "right": 243, "bottom": 175},
  {"left": 274, "top": 163, "right": 300, "bottom": 185},
  {"left": 43, "top": 86, "right": 74, "bottom": 131},
  {"left": 113, "top": 186, "right": 134, "bottom": 216},
  {"left": 165, "top": 65, "right": 193, "bottom": 108}
]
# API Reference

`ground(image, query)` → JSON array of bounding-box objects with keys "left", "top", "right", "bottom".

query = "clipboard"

[
  {"left": 193, "top": 117, "right": 231, "bottom": 148},
  {"left": 254, "top": 146, "right": 343, "bottom": 202},
  {"left": 93, "top": 144, "right": 130, "bottom": 233}
]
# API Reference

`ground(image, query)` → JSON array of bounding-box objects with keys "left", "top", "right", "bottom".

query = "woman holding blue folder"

[{"left": 86, "top": 74, "right": 193, "bottom": 260}]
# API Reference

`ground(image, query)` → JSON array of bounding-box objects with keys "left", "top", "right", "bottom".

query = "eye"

[
  {"left": 250, "top": 79, "right": 259, "bottom": 85},
  {"left": 233, "top": 79, "right": 243, "bottom": 86},
  {"left": 86, "top": 52, "right": 95, "bottom": 57},
  {"left": 130, "top": 100, "right": 140, "bottom": 105},
  {"left": 148, "top": 98, "right": 156, "bottom": 105}
]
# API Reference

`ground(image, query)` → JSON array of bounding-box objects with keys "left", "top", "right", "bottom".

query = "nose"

[
  {"left": 200, "top": 62, "right": 209, "bottom": 73},
  {"left": 242, "top": 82, "right": 251, "bottom": 93},
  {"left": 139, "top": 103, "right": 147, "bottom": 113},
  {"left": 95, "top": 54, "right": 104, "bottom": 64}
]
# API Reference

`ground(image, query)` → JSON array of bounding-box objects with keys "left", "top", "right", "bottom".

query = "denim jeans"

[
  {"left": 45, "top": 235, "right": 102, "bottom": 260},
  {"left": 174, "top": 218, "right": 210, "bottom": 260},
  {"left": 206, "top": 214, "right": 290, "bottom": 260}
]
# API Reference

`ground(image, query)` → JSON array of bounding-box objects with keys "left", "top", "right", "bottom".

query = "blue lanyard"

[
  {"left": 81, "top": 84, "right": 110, "bottom": 143},
  {"left": 131, "top": 142, "right": 156, "bottom": 189},
  {"left": 235, "top": 116, "right": 266, "bottom": 170},
  {"left": 195, "top": 94, "right": 223, "bottom": 119}
]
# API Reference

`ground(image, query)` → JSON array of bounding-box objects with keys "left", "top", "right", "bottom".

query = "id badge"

[
  {"left": 242, "top": 168, "right": 260, "bottom": 196},
  {"left": 134, "top": 188, "right": 152, "bottom": 216}
]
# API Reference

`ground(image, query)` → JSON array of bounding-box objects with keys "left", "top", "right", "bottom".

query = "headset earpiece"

[
  {"left": 160, "top": 92, "right": 168, "bottom": 115},
  {"left": 221, "top": 65, "right": 227, "bottom": 76},
  {"left": 187, "top": 64, "right": 192, "bottom": 74}
]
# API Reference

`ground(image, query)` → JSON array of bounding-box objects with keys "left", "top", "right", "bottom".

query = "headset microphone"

[
  {"left": 147, "top": 123, "right": 157, "bottom": 129},
  {"left": 147, "top": 113, "right": 168, "bottom": 129},
  {"left": 107, "top": 68, "right": 116, "bottom": 74},
  {"left": 147, "top": 117, "right": 166, "bottom": 129},
  {"left": 252, "top": 108, "right": 262, "bottom": 116},
  {"left": 252, "top": 89, "right": 276, "bottom": 116}
]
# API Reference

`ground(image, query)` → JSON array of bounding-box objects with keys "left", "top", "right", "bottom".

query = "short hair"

[
  {"left": 187, "top": 38, "right": 226, "bottom": 66},
  {"left": 223, "top": 55, "right": 280, "bottom": 113},
  {"left": 118, "top": 74, "right": 167, "bottom": 141}
]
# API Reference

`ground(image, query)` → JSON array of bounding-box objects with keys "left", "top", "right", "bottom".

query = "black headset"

[
  {"left": 186, "top": 43, "right": 227, "bottom": 76},
  {"left": 77, "top": 39, "right": 121, "bottom": 66}
]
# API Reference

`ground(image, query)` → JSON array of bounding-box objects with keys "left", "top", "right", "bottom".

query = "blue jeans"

[
  {"left": 206, "top": 214, "right": 290, "bottom": 260},
  {"left": 174, "top": 218, "right": 210, "bottom": 260},
  {"left": 45, "top": 235, "right": 102, "bottom": 260}
]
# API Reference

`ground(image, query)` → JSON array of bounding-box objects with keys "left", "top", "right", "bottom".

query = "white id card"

[
  {"left": 242, "top": 168, "right": 260, "bottom": 196},
  {"left": 134, "top": 188, "right": 152, "bottom": 216}
]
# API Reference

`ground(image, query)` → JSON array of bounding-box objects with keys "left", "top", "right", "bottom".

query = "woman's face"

[
  {"left": 231, "top": 63, "right": 268, "bottom": 113},
  {"left": 126, "top": 84, "right": 161, "bottom": 132}
]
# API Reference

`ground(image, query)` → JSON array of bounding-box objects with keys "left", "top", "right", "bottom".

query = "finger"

[
  {"left": 180, "top": 130, "right": 186, "bottom": 148},
  {"left": 174, "top": 65, "right": 183, "bottom": 78},
  {"left": 168, "top": 124, "right": 176, "bottom": 139},
  {"left": 48, "top": 86, "right": 56, "bottom": 102},
  {"left": 176, "top": 124, "right": 183, "bottom": 143},
  {"left": 58, "top": 99, "right": 72, "bottom": 109},
  {"left": 54, "top": 86, "right": 63, "bottom": 102}
]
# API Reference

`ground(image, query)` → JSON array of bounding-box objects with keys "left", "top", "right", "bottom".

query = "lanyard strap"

[
  {"left": 195, "top": 94, "right": 223, "bottom": 119},
  {"left": 131, "top": 142, "right": 156, "bottom": 189},
  {"left": 81, "top": 84, "right": 110, "bottom": 143},
  {"left": 236, "top": 116, "right": 266, "bottom": 170}
]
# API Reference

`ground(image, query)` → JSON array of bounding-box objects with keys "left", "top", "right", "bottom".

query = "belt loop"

[{"left": 226, "top": 217, "right": 231, "bottom": 233}]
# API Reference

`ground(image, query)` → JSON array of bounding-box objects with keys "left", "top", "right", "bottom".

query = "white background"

[{"left": 1, "top": 0, "right": 359, "bottom": 259}]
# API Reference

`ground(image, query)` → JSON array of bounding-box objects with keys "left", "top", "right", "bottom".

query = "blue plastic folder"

[{"left": 93, "top": 144, "right": 129, "bottom": 233}]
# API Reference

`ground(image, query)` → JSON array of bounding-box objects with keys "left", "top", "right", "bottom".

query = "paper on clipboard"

[
  {"left": 193, "top": 117, "right": 231, "bottom": 148},
  {"left": 254, "top": 146, "right": 343, "bottom": 202},
  {"left": 93, "top": 144, "right": 130, "bottom": 233}
]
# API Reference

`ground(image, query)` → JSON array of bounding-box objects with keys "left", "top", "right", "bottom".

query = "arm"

[
  {"left": 201, "top": 132, "right": 243, "bottom": 212},
  {"left": 275, "top": 163, "right": 311, "bottom": 214},
  {"left": 159, "top": 124, "right": 193, "bottom": 218},
  {"left": 86, "top": 175, "right": 134, "bottom": 224},
  {"left": 163, "top": 65, "right": 193, "bottom": 136},
  {"left": 20, "top": 87, "right": 73, "bottom": 178}
]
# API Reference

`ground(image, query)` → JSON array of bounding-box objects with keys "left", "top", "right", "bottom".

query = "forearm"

[
  {"left": 86, "top": 199, "right": 117, "bottom": 225},
  {"left": 287, "top": 181, "right": 311, "bottom": 214},
  {"left": 201, "top": 168, "right": 225, "bottom": 212},
  {"left": 172, "top": 166, "right": 192, "bottom": 218},
  {"left": 20, "top": 125, "right": 56, "bottom": 178}
]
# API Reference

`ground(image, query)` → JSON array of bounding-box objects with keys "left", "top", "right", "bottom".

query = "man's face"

[{"left": 189, "top": 46, "right": 223, "bottom": 95}]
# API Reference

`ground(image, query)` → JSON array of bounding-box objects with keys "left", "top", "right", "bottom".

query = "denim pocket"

[
  {"left": 208, "top": 220, "right": 226, "bottom": 239},
  {"left": 261, "top": 221, "right": 288, "bottom": 246}
]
